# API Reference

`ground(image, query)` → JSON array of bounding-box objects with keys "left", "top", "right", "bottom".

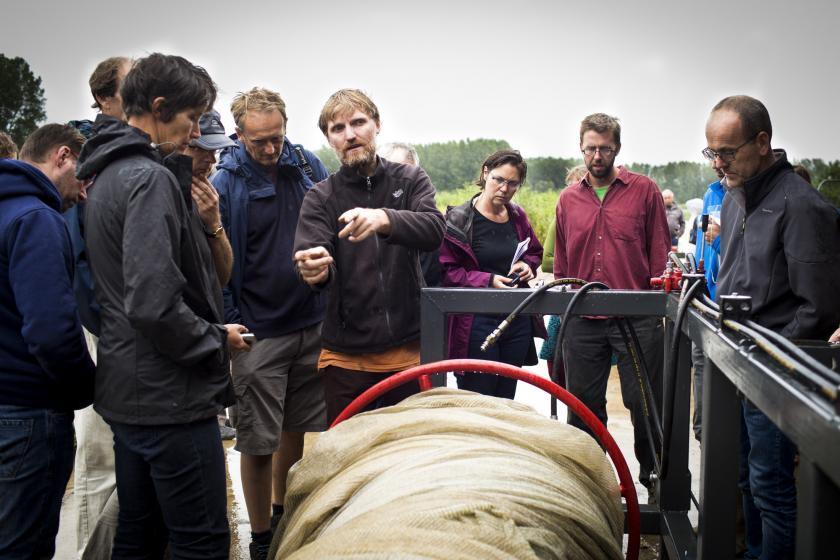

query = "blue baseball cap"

[{"left": 192, "top": 110, "right": 236, "bottom": 150}]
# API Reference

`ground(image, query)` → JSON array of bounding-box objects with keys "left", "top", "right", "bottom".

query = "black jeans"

[
  {"left": 458, "top": 314, "right": 532, "bottom": 399},
  {"left": 108, "top": 417, "right": 229, "bottom": 560},
  {"left": 561, "top": 316, "right": 664, "bottom": 483}
]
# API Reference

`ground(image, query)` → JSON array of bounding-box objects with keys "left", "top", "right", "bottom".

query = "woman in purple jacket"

[{"left": 439, "top": 150, "right": 544, "bottom": 398}]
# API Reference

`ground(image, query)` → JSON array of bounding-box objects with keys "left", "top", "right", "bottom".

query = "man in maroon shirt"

[{"left": 554, "top": 113, "right": 670, "bottom": 490}]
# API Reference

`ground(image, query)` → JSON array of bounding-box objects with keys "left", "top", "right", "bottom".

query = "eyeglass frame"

[
  {"left": 702, "top": 133, "right": 759, "bottom": 163},
  {"left": 581, "top": 145, "right": 617, "bottom": 157},
  {"left": 488, "top": 173, "right": 522, "bottom": 190}
]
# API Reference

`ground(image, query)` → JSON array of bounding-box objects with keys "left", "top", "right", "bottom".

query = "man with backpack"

[{"left": 210, "top": 87, "right": 329, "bottom": 560}]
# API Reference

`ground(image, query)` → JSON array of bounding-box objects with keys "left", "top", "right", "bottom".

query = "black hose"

[
  {"left": 695, "top": 292, "right": 839, "bottom": 389},
  {"left": 686, "top": 253, "right": 698, "bottom": 273},
  {"left": 721, "top": 320, "right": 839, "bottom": 401},
  {"left": 549, "top": 281, "right": 609, "bottom": 419},
  {"left": 660, "top": 279, "right": 706, "bottom": 478},
  {"left": 480, "top": 278, "right": 588, "bottom": 352},
  {"left": 669, "top": 252, "right": 690, "bottom": 273},
  {"left": 555, "top": 281, "right": 610, "bottom": 358},
  {"left": 700, "top": 293, "right": 719, "bottom": 310},
  {"left": 690, "top": 298, "right": 720, "bottom": 320},
  {"left": 620, "top": 318, "right": 664, "bottom": 444},
  {"left": 616, "top": 318, "right": 663, "bottom": 474},
  {"left": 744, "top": 320, "right": 840, "bottom": 387}
]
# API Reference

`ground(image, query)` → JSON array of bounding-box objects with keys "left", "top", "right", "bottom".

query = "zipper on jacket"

[
  {"left": 741, "top": 215, "right": 746, "bottom": 235},
  {"left": 367, "top": 176, "right": 395, "bottom": 340}
]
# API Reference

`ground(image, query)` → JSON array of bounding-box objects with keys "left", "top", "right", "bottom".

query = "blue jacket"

[
  {"left": 211, "top": 138, "right": 329, "bottom": 325},
  {"left": 694, "top": 180, "right": 724, "bottom": 299},
  {"left": 0, "top": 159, "right": 95, "bottom": 410},
  {"left": 63, "top": 202, "right": 100, "bottom": 336}
]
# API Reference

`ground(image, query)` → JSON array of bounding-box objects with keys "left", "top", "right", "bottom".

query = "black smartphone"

[
  {"left": 241, "top": 333, "right": 256, "bottom": 345},
  {"left": 506, "top": 272, "right": 520, "bottom": 287}
]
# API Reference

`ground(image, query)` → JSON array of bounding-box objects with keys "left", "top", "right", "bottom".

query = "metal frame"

[{"left": 419, "top": 286, "right": 840, "bottom": 559}]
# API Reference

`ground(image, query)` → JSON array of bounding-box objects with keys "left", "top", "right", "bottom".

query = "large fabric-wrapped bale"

[{"left": 273, "top": 388, "right": 623, "bottom": 559}]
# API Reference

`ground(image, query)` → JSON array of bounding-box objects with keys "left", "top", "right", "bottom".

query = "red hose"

[{"left": 331, "top": 358, "right": 640, "bottom": 560}]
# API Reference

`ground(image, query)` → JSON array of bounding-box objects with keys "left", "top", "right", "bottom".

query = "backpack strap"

[{"left": 293, "top": 145, "right": 316, "bottom": 181}]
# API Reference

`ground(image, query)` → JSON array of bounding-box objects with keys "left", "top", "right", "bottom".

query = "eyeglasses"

[
  {"left": 581, "top": 146, "right": 616, "bottom": 157},
  {"left": 489, "top": 174, "right": 521, "bottom": 189},
  {"left": 702, "top": 134, "right": 758, "bottom": 163}
]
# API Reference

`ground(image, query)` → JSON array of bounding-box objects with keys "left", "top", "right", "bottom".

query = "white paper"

[{"left": 510, "top": 237, "right": 530, "bottom": 269}]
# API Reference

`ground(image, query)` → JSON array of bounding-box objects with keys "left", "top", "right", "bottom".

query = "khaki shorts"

[{"left": 231, "top": 323, "right": 326, "bottom": 455}]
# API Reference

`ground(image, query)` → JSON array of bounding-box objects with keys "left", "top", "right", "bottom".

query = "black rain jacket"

[
  {"left": 77, "top": 117, "right": 233, "bottom": 424},
  {"left": 717, "top": 150, "right": 840, "bottom": 339}
]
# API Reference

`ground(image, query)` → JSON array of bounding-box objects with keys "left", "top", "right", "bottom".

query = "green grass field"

[{"left": 436, "top": 186, "right": 560, "bottom": 247}]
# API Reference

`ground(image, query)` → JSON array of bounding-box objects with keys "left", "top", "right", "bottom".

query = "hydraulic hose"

[
  {"left": 686, "top": 253, "right": 698, "bottom": 273},
  {"left": 480, "top": 278, "right": 588, "bottom": 352},
  {"left": 690, "top": 298, "right": 720, "bottom": 321},
  {"left": 700, "top": 293, "right": 719, "bottom": 311},
  {"left": 743, "top": 319, "right": 840, "bottom": 387},
  {"left": 551, "top": 282, "right": 610, "bottom": 417},
  {"left": 693, "top": 292, "right": 838, "bottom": 394},
  {"left": 669, "top": 251, "right": 690, "bottom": 273},
  {"left": 554, "top": 281, "right": 610, "bottom": 362},
  {"left": 620, "top": 318, "right": 664, "bottom": 444},
  {"left": 616, "top": 318, "right": 662, "bottom": 475},
  {"left": 659, "top": 278, "right": 706, "bottom": 479},
  {"left": 723, "top": 320, "right": 839, "bottom": 402}
]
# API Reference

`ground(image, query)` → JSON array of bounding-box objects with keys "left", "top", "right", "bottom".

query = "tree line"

[{"left": 315, "top": 139, "right": 840, "bottom": 205}]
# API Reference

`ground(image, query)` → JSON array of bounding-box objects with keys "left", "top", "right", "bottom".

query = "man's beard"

[
  {"left": 587, "top": 159, "right": 613, "bottom": 179},
  {"left": 341, "top": 142, "right": 376, "bottom": 169}
]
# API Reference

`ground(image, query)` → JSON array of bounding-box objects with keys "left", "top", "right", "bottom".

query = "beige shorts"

[{"left": 231, "top": 323, "right": 326, "bottom": 455}]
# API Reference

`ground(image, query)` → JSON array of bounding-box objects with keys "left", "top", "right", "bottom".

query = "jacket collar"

[
  {"left": 76, "top": 118, "right": 158, "bottom": 181},
  {"left": 738, "top": 149, "right": 792, "bottom": 211},
  {"left": 336, "top": 155, "right": 390, "bottom": 187},
  {"left": 217, "top": 136, "right": 306, "bottom": 184},
  {"left": 161, "top": 152, "right": 195, "bottom": 207},
  {"left": 445, "top": 193, "right": 522, "bottom": 245}
]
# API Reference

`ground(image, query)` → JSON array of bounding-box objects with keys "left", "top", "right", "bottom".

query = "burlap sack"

[{"left": 273, "top": 388, "right": 623, "bottom": 559}]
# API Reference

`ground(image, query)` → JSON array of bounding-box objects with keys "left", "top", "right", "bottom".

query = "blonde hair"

[
  {"left": 565, "top": 164, "right": 587, "bottom": 185},
  {"left": 318, "top": 89, "right": 380, "bottom": 135},
  {"left": 230, "top": 87, "right": 288, "bottom": 130}
]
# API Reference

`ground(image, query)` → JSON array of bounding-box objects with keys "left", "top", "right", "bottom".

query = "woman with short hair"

[{"left": 440, "top": 150, "right": 545, "bottom": 398}]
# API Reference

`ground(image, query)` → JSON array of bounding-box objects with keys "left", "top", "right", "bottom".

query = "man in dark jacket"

[
  {"left": 0, "top": 123, "right": 96, "bottom": 558},
  {"left": 211, "top": 87, "right": 329, "bottom": 560},
  {"left": 77, "top": 53, "right": 250, "bottom": 559},
  {"left": 294, "top": 89, "right": 445, "bottom": 424},
  {"left": 706, "top": 95, "right": 840, "bottom": 559}
]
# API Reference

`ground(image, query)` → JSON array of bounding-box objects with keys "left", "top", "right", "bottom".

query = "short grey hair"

[{"left": 378, "top": 141, "right": 420, "bottom": 166}]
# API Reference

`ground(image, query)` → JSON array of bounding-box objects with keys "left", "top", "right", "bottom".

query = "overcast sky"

[{"left": 2, "top": 0, "right": 838, "bottom": 166}]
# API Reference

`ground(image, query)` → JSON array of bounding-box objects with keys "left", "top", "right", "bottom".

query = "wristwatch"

[{"left": 205, "top": 224, "right": 224, "bottom": 239}]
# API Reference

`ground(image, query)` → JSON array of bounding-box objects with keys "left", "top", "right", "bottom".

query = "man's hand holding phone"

[{"left": 225, "top": 324, "right": 252, "bottom": 353}]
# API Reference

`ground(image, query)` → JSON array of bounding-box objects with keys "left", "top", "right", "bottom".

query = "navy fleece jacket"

[{"left": 0, "top": 159, "right": 95, "bottom": 410}]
